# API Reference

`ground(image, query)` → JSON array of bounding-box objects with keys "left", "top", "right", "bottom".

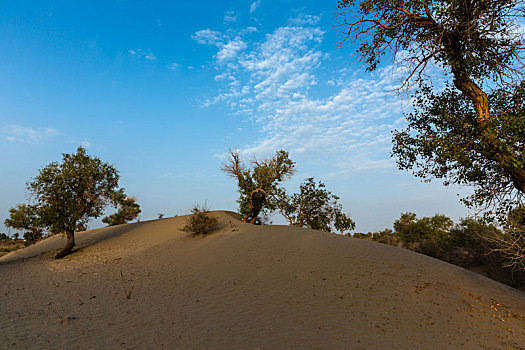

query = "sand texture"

[{"left": 1, "top": 211, "right": 524, "bottom": 349}]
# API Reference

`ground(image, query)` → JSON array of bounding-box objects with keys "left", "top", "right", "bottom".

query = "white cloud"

[
  {"left": 288, "top": 14, "right": 321, "bottom": 26},
  {"left": 128, "top": 48, "right": 158, "bottom": 61},
  {"left": 193, "top": 29, "right": 249, "bottom": 63},
  {"left": 249, "top": 0, "right": 261, "bottom": 14},
  {"left": 224, "top": 11, "right": 237, "bottom": 23},
  {"left": 196, "top": 14, "right": 412, "bottom": 174},
  {"left": 145, "top": 53, "right": 157, "bottom": 61},
  {"left": 168, "top": 62, "right": 180, "bottom": 70},
  {"left": 217, "top": 38, "right": 247, "bottom": 62},
  {"left": 1, "top": 125, "right": 60, "bottom": 143},
  {"left": 192, "top": 29, "right": 223, "bottom": 46}
]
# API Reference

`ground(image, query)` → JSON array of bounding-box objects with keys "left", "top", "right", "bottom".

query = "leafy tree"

[
  {"left": 337, "top": 0, "right": 525, "bottom": 217},
  {"left": 222, "top": 149, "right": 295, "bottom": 224},
  {"left": 102, "top": 197, "right": 141, "bottom": 226},
  {"left": 277, "top": 177, "right": 355, "bottom": 234},
  {"left": 4, "top": 204, "right": 44, "bottom": 244},
  {"left": 28, "top": 146, "right": 125, "bottom": 258},
  {"left": 393, "top": 212, "right": 453, "bottom": 244},
  {"left": 393, "top": 82, "right": 525, "bottom": 218}
]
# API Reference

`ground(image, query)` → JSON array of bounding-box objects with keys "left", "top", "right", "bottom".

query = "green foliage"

[
  {"left": 4, "top": 204, "right": 44, "bottom": 244},
  {"left": 393, "top": 84, "right": 525, "bottom": 219},
  {"left": 353, "top": 212, "right": 524, "bottom": 286},
  {"left": 393, "top": 212, "right": 454, "bottom": 245},
  {"left": 505, "top": 205, "right": 525, "bottom": 232},
  {"left": 102, "top": 197, "right": 141, "bottom": 226},
  {"left": 277, "top": 177, "right": 355, "bottom": 234},
  {"left": 0, "top": 239, "right": 25, "bottom": 253},
  {"left": 28, "top": 146, "right": 125, "bottom": 235},
  {"left": 353, "top": 229, "right": 401, "bottom": 246},
  {"left": 371, "top": 229, "right": 400, "bottom": 246},
  {"left": 181, "top": 204, "right": 219, "bottom": 235},
  {"left": 223, "top": 149, "right": 295, "bottom": 224}
]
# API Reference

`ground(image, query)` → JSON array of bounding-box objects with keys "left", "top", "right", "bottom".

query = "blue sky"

[{"left": 0, "top": 0, "right": 471, "bottom": 234}]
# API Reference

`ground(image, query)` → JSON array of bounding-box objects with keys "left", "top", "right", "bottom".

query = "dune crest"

[{"left": 1, "top": 211, "right": 524, "bottom": 349}]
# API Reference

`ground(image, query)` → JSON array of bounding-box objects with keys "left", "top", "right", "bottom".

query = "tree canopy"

[
  {"left": 27, "top": 146, "right": 127, "bottom": 258},
  {"left": 393, "top": 83, "right": 525, "bottom": 217},
  {"left": 337, "top": 0, "right": 525, "bottom": 218},
  {"left": 222, "top": 149, "right": 296, "bottom": 224},
  {"left": 277, "top": 177, "right": 355, "bottom": 234}
]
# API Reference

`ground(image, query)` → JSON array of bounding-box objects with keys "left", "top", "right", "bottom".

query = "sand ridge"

[{"left": 1, "top": 211, "right": 524, "bottom": 349}]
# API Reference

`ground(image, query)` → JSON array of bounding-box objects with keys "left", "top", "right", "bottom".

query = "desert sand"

[{"left": 1, "top": 211, "right": 524, "bottom": 349}]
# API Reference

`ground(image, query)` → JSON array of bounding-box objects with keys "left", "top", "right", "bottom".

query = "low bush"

[
  {"left": 0, "top": 239, "right": 25, "bottom": 253},
  {"left": 353, "top": 213, "right": 525, "bottom": 288},
  {"left": 181, "top": 204, "right": 218, "bottom": 235}
]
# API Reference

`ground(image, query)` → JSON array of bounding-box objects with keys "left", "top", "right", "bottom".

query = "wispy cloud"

[
  {"left": 249, "top": 0, "right": 261, "bottom": 14},
  {"left": 1, "top": 125, "right": 60, "bottom": 143},
  {"left": 192, "top": 29, "right": 223, "bottom": 46},
  {"left": 224, "top": 11, "right": 237, "bottom": 23},
  {"left": 168, "top": 62, "right": 180, "bottom": 70},
  {"left": 217, "top": 38, "right": 247, "bottom": 62},
  {"left": 194, "top": 14, "right": 411, "bottom": 173},
  {"left": 128, "top": 48, "right": 157, "bottom": 61}
]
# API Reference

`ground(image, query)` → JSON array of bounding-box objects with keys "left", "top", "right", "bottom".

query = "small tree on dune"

[
  {"left": 27, "top": 146, "right": 126, "bottom": 258},
  {"left": 102, "top": 197, "right": 141, "bottom": 226},
  {"left": 222, "top": 149, "right": 295, "bottom": 224},
  {"left": 4, "top": 204, "right": 44, "bottom": 245},
  {"left": 277, "top": 177, "right": 355, "bottom": 234}
]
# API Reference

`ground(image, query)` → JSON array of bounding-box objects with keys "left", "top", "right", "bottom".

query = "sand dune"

[{"left": 1, "top": 211, "right": 524, "bottom": 349}]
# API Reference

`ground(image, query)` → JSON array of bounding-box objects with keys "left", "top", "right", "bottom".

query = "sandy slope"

[{"left": 1, "top": 211, "right": 524, "bottom": 349}]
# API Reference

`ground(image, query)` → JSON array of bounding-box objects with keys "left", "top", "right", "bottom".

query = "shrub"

[
  {"left": 181, "top": 204, "right": 219, "bottom": 235},
  {"left": 4, "top": 204, "right": 45, "bottom": 245}
]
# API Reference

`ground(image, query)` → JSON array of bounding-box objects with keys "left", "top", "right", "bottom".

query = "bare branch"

[{"left": 221, "top": 149, "right": 244, "bottom": 178}]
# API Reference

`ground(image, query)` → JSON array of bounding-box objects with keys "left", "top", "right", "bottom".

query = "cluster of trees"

[
  {"left": 353, "top": 209, "right": 525, "bottom": 286},
  {"left": 4, "top": 147, "right": 140, "bottom": 258},
  {"left": 336, "top": 0, "right": 525, "bottom": 272},
  {"left": 222, "top": 149, "right": 355, "bottom": 234}
]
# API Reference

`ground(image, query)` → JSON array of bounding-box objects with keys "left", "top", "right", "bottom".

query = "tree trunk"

[
  {"left": 444, "top": 34, "right": 491, "bottom": 124},
  {"left": 242, "top": 188, "right": 267, "bottom": 224},
  {"left": 443, "top": 37, "right": 525, "bottom": 196},
  {"left": 511, "top": 169, "right": 525, "bottom": 195},
  {"left": 452, "top": 71, "right": 490, "bottom": 124},
  {"left": 55, "top": 230, "right": 75, "bottom": 259}
]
